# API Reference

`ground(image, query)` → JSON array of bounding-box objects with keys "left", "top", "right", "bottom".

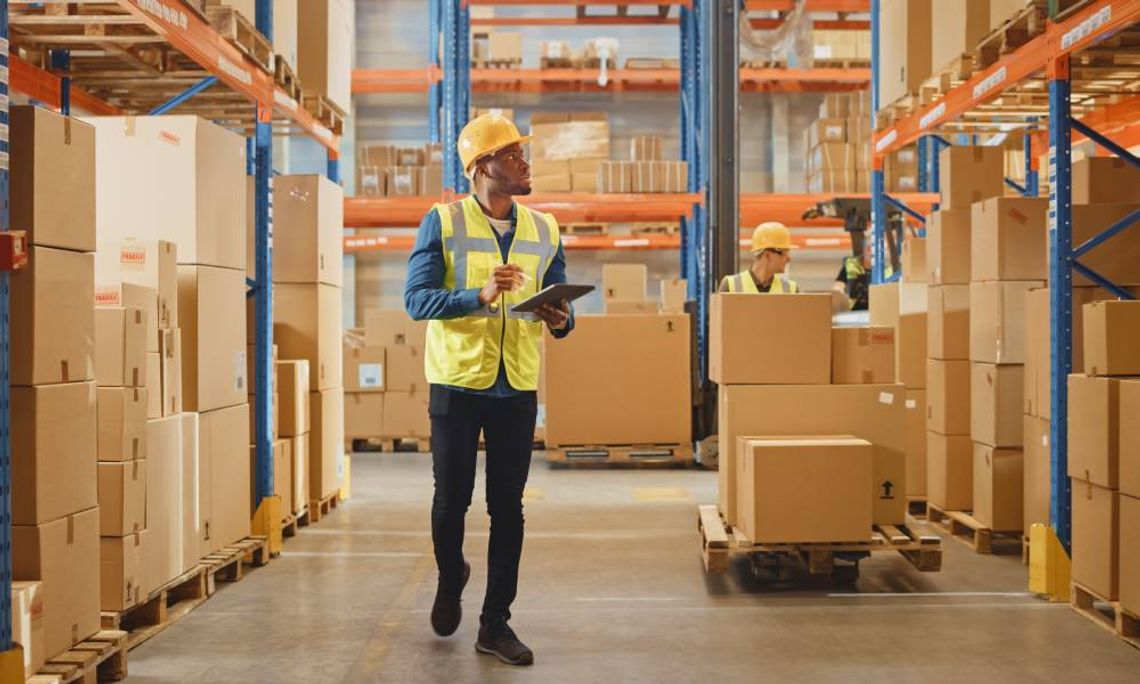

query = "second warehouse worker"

[
  {"left": 719, "top": 221, "right": 799, "bottom": 293},
  {"left": 404, "top": 114, "right": 573, "bottom": 667}
]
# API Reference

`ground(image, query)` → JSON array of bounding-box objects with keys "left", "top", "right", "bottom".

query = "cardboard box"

[
  {"left": 807, "top": 170, "right": 857, "bottom": 194},
  {"left": 364, "top": 309, "right": 418, "bottom": 347},
  {"left": 95, "top": 307, "right": 147, "bottom": 388},
  {"left": 96, "top": 240, "right": 178, "bottom": 329},
  {"left": 99, "top": 531, "right": 147, "bottom": 612},
  {"left": 631, "top": 161, "right": 669, "bottom": 193},
  {"left": 973, "top": 444, "right": 1024, "bottom": 532},
  {"left": 831, "top": 326, "right": 895, "bottom": 384},
  {"left": 927, "top": 431, "right": 973, "bottom": 511},
  {"left": 97, "top": 387, "right": 147, "bottom": 462},
  {"left": 810, "top": 143, "right": 855, "bottom": 171},
  {"left": 896, "top": 313, "right": 927, "bottom": 388},
  {"left": 927, "top": 285, "right": 970, "bottom": 360},
  {"left": 1083, "top": 300, "right": 1140, "bottom": 376},
  {"left": 310, "top": 390, "right": 346, "bottom": 499},
  {"left": 604, "top": 300, "right": 658, "bottom": 315},
  {"left": 662, "top": 161, "right": 689, "bottom": 193},
  {"left": 385, "top": 345, "right": 427, "bottom": 393},
  {"left": 159, "top": 329, "right": 183, "bottom": 416},
  {"left": 177, "top": 413, "right": 198, "bottom": 583},
  {"left": 488, "top": 31, "right": 522, "bottom": 61},
  {"left": 970, "top": 363, "right": 1024, "bottom": 448},
  {"left": 357, "top": 166, "right": 384, "bottom": 197},
  {"left": 970, "top": 280, "right": 1041, "bottom": 364},
  {"left": 1120, "top": 494, "right": 1140, "bottom": 616},
  {"left": 296, "top": 0, "right": 352, "bottom": 112},
  {"left": 1067, "top": 374, "right": 1121, "bottom": 488},
  {"left": 290, "top": 434, "right": 309, "bottom": 515},
  {"left": 926, "top": 209, "right": 972, "bottom": 285},
  {"left": 275, "top": 439, "right": 293, "bottom": 516},
  {"left": 820, "top": 93, "right": 850, "bottom": 119},
  {"left": 345, "top": 392, "right": 384, "bottom": 439},
  {"left": 901, "top": 238, "right": 927, "bottom": 283},
  {"left": 12, "top": 508, "right": 100, "bottom": 661},
  {"left": 1024, "top": 287, "right": 1049, "bottom": 418},
  {"left": 345, "top": 345, "right": 386, "bottom": 392},
  {"left": 931, "top": 0, "right": 989, "bottom": 73},
  {"left": 385, "top": 166, "right": 419, "bottom": 196},
  {"left": 380, "top": 389, "right": 429, "bottom": 440},
  {"left": 83, "top": 116, "right": 246, "bottom": 270},
  {"left": 737, "top": 437, "right": 873, "bottom": 544},
  {"left": 421, "top": 165, "right": 443, "bottom": 197},
  {"left": 11, "top": 106, "right": 96, "bottom": 252},
  {"left": 179, "top": 265, "right": 247, "bottom": 411},
  {"left": 97, "top": 460, "right": 147, "bottom": 536},
  {"left": 597, "top": 161, "right": 632, "bottom": 193},
  {"left": 545, "top": 314, "right": 691, "bottom": 447},
  {"left": 146, "top": 353, "right": 161, "bottom": 418},
  {"left": 11, "top": 246, "right": 95, "bottom": 386},
  {"left": 1072, "top": 157, "right": 1140, "bottom": 204},
  {"left": 938, "top": 146, "right": 1005, "bottom": 211},
  {"left": 926, "top": 359, "right": 970, "bottom": 435},
  {"left": 602, "top": 264, "right": 648, "bottom": 301},
  {"left": 95, "top": 282, "right": 158, "bottom": 353},
  {"left": 868, "top": 281, "right": 927, "bottom": 325},
  {"left": 877, "top": 0, "right": 932, "bottom": 107},
  {"left": 11, "top": 382, "right": 98, "bottom": 526},
  {"left": 630, "top": 135, "right": 663, "bottom": 161},
  {"left": 1023, "top": 415, "right": 1051, "bottom": 532},
  {"left": 12, "top": 581, "right": 45, "bottom": 679},
  {"left": 146, "top": 415, "right": 184, "bottom": 589},
  {"left": 278, "top": 360, "right": 311, "bottom": 436},
  {"left": 530, "top": 120, "right": 610, "bottom": 161},
  {"left": 718, "top": 384, "right": 907, "bottom": 526},
  {"left": 273, "top": 175, "right": 344, "bottom": 287},
  {"left": 808, "top": 118, "right": 847, "bottom": 147},
  {"left": 1071, "top": 479, "right": 1118, "bottom": 600},
  {"left": 970, "top": 198, "right": 1048, "bottom": 282},
  {"left": 1121, "top": 380, "right": 1140, "bottom": 499},
  {"left": 660, "top": 278, "right": 687, "bottom": 313},
  {"left": 200, "top": 404, "right": 252, "bottom": 554},
  {"left": 275, "top": 283, "right": 343, "bottom": 391},
  {"left": 905, "top": 389, "right": 927, "bottom": 497},
  {"left": 710, "top": 294, "right": 832, "bottom": 385}
]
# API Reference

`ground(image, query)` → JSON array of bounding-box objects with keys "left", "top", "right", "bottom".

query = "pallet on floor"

[
  {"left": 925, "top": 504, "right": 1022, "bottom": 554},
  {"left": 350, "top": 436, "right": 430, "bottom": 453},
  {"left": 205, "top": 5, "right": 273, "bottom": 73},
  {"left": 31, "top": 630, "right": 128, "bottom": 683},
  {"left": 281, "top": 505, "right": 309, "bottom": 537},
  {"left": 546, "top": 443, "right": 693, "bottom": 468},
  {"left": 274, "top": 55, "right": 302, "bottom": 101},
  {"left": 308, "top": 491, "right": 341, "bottom": 524},
  {"left": 698, "top": 504, "right": 943, "bottom": 577},
  {"left": 302, "top": 92, "right": 345, "bottom": 135},
  {"left": 906, "top": 496, "right": 927, "bottom": 518},
  {"left": 1070, "top": 582, "right": 1140, "bottom": 651}
]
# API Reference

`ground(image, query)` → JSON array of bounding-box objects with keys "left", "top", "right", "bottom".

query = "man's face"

[
  {"left": 756, "top": 248, "right": 790, "bottom": 273},
  {"left": 476, "top": 143, "right": 531, "bottom": 195}
]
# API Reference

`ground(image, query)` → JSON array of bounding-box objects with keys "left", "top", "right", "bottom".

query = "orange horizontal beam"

[
  {"left": 746, "top": 0, "right": 869, "bottom": 10},
  {"left": 1030, "top": 95, "right": 1140, "bottom": 155},
  {"left": 345, "top": 231, "right": 851, "bottom": 254},
  {"left": 10, "top": 53, "right": 121, "bottom": 115},
  {"left": 472, "top": 16, "right": 679, "bottom": 25},
  {"left": 740, "top": 192, "right": 938, "bottom": 226},
  {"left": 468, "top": 0, "right": 690, "bottom": 5}
]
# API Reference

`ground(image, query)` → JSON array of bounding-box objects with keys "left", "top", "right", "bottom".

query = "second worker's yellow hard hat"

[
  {"left": 750, "top": 221, "right": 797, "bottom": 253},
  {"left": 458, "top": 113, "right": 532, "bottom": 178}
]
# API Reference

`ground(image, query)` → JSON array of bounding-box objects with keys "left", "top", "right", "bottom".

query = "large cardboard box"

[
  {"left": 178, "top": 413, "right": 199, "bottom": 582},
  {"left": 146, "top": 353, "right": 161, "bottom": 418},
  {"left": 737, "top": 437, "right": 873, "bottom": 544},
  {"left": 100, "top": 531, "right": 147, "bottom": 612},
  {"left": 973, "top": 444, "right": 1023, "bottom": 532},
  {"left": 877, "top": 0, "right": 932, "bottom": 107},
  {"left": 605, "top": 300, "right": 658, "bottom": 315},
  {"left": 926, "top": 359, "right": 970, "bottom": 435},
  {"left": 1072, "top": 157, "right": 1140, "bottom": 204},
  {"left": 901, "top": 237, "right": 927, "bottom": 283},
  {"left": 11, "top": 106, "right": 96, "bottom": 252},
  {"left": 931, "top": 0, "right": 989, "bottom": 72},
  {"left": 544, "top": 315, "right": 691, "bottom": 447},
  {"left": 1071, "top": 203, "right": 1140, "bottom": 288},
  {"left": 363, "top": 309, "right": 425, "bottom": 347},
  {"left": 95, "top": 282, "right": 159, "bottom": 353},
  {"left": 290, "top": 434, "right": 309, "bottom": 515},
  {"left": 1067, "top": 374, "right": 1120, "bottom": 488},
  {"left": 1083, "top": 300, "right": 1140, "bottom": 376},
  {"left": 1121, "top": 380, "right": 1140, "bottom": 499},
  {"left": 1121, "top": 494, "right": 1140, "bottom": 616},
  {"left": 160, "top": 328, "right": 183, "bottom": 416},
  {"left": 807, "top": 118, "right": 847, "bottom": 147},
  {"left": 897, "top": 313, "right": 927, "bottom": 388},
  {"left": 718, "top": 384, "right": 907, "bottom": 526},
  {"left": 84, "top": 116, "right": 246, "bottom": 270},
  {"left": 310, "top": 390, "right": 346, "bottom": 500},
  {"left": 296, "top": 0, "right": 352, "bottom": 115},
  {"left": 1023, "top": 415, "right": 1051, "bottom": 532},
  {"left": 275, "top": 439, "right": 293, "bottom": 517},
  {"left": 382, "top": 389, "right": 430, "bottom": 440},
  {"left": 602, "top": 264, "right": 648, "bottom": 302},
  {"left": 278, "top": 360, "right": 311, "bottom": 436},
  {"left": 970, "top": 363, "right": 1024, "bottom": 448},
  {"left": 660, "top": 278, "right": 687, "bottom": 313},
  {"left": 971, "top": 198, "right": 1049, "bottom": 281},
  {"left": 12, "top": 580, "right": 45, "bottom": 679},
  {"left": 95, "top": 307, "right": 147, "bottom": 388},
  {"left": 969, "top": 280, "right": 1041, "bottom": 364},
  {"left": 869, "top": 281, "right": 927, "bottom": 325},
  {"left": 831, "top": 326, "right": 895, "bottom": 384},
  {"left": 1071, "top": 479, "right": 1119, "bottom": 600},
  {"left": 938, "top": 146, "right": 1004, "bottom": 211},
  {"left": 178, "top": 265, "right": 247, "bottom": 411},
  {"left": 905, "top": 389, "right": 927, "bottom": 497},
  {"left": 12, "top": 508, "right": 100, "bottom": 661},
  {"left": 385, "top": 345, "right": 427, "bottom": 393},
  {"left": 97, "top": 460, "right": 147, "bottom": 537},
  {"left": 275, "top": 283, "right": 343, "bottom": 391},
  {"left": 926, "top": 209, "right": 972, "bottom": 285},
  {"left": 11, "top": 382, "right": 97, "bottom": 526},
  {"left": 272, "top": 175, "right": 344, "bottom": 287},
  {"left": 11, "top": 246, "right": 95, "bottom": 386},
  {"left": 345, "top": 392, "right": 384, "bottom": 439},
  {"left": 146, "top": 415, "right": 184, "bottom": 589},
  {"left": 345, "top": 345, "right": 386, "bottom": 392},
  {"left": 97, "top": 387, "right": 147, "bottom": 462},
  {"left": 710, "top": 294, "right": 831, "bottom": 385},
  {"left": 928, "top": 431, "right": 973, "bottom": 510},
  {"left": 199, "top": 405, "right": 252, "bottom": 555},
  {"left": 96, "top": 240, "right": 178, "bottom": 329}
]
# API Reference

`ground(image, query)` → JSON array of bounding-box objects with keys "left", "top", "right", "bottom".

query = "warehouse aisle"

[{"left": 123, "top": 454, "right": 1140, "bottom": 683}]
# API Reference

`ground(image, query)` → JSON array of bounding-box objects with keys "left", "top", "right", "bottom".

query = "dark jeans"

[{"left": 429, "top": 384, "right": 537, "bottom": 626}]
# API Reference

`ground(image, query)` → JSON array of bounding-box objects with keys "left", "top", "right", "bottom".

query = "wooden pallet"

[
  {"left": 813, "top": 58, "right": 872, "bottom": 69},
  {"left": 205, "top": 5, "right": 273, "bottom": 74},
  {"left": 577, "top": 3, "right": 670, "bottom": 20},
  {"left": 698, "top": 505, "right": 942, "bottom": 577},
  {"left": 539, "top": 57, "right": 576, "bottom": 69},
  {"left": 925, "top": 504, "right": 1022, "bottom": 554},
  {"left": 625, "top": 57, "right": 668, "bottom": 69},
  {"left": 561, "top": 223, "right": 608, "bottom": 236},
  {"left": 308, "top": 491, "right": 341, "bottom": 524},
  {"left": 630, "top": 222, "right": 680, "bottom": 236},
  {"left": 472, "top": 58, "right": 523, "bottom": 70},
  {"left": 906, "top": 496, "right": 928, "bottom": 518},
  {"left": 975, "top": 1, "right": 1049, "bottom": 70},
  {"left": 274, "top": 55, "right": 302, "bottom": 101},
  {"left": 1070, "top": 582, "right": 1140, "bottom": 651},
  {"left": 31, "top": 630, "right": 128, "bottom": 683},
  {"left": 182, "top": 0, "right": 208, "bottom": 20},
  {"left": 546, "top": 443, "right": 693, "bottom": 468},
  {"left": 301, "top": 92, "right": 346, "bottom": 135},
  {"left": 349, "top": 436, "right": 430, "bottom": 453}
]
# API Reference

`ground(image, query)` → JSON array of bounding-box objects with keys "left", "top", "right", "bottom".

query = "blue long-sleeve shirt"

[{"left": 404, "top": 203, "right": 574, "bottom": 397}]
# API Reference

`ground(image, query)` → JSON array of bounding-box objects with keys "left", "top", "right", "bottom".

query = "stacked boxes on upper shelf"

[
  {"left": 208, "top": 0, "right": 299, "bottom": 80},
  {"left": 296, "top": 0, "right": 352, "bottom": 115},
  {"left": 804, "top": 91, "right": 868, "bottom": 194},
  {"left": 277, "top": 359, "right": 312, "bottom": 518},
  {"left": 362, "top": 310, "right": 430, "bottom": 442},
  {"left": 343, "top": 329, "right": 386, "bottom": 443},
  {"left": 357, "top": 142, "right": 443, "bottom": 198},
  {"left": 528, "top": 111, "right": 610, "bottom": 193},
  {"left": 10, "top": 105, "right": 100, "bottom": 672}
]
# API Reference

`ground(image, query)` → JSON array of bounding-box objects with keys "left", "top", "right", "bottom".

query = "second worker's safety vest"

[
  {"left": 722, "top": 270, "right": 798, "bottom": 293},
  {"left": 424, "top": 195, "right": 560, "bottom": 391}
]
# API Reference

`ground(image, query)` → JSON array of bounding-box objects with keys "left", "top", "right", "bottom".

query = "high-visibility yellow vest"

[
  {"left": 424, "top": 195, "right": 560, "bottom": 391},
  {"left": 721, "top": 270, "right": 798, "bottom": 293}
]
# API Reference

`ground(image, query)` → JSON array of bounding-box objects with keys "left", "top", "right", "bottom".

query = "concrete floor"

[{"left": 124, "top": 452, "right": 1139, "bottom": 683}]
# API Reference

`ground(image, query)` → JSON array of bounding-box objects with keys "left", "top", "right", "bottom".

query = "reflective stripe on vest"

[{"left": 725, "top": 270, "right": 797, "bottom": 294}]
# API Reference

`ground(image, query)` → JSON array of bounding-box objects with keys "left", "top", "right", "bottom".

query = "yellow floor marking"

[{"left": 632, "top": 487, "right": 691, "bottom": 502}]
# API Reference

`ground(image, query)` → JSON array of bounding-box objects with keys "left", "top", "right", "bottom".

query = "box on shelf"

[
  {"left": 97, "top": 460, "right": 147, "bottom": 537},
  {"left": 296, "top": 0, "right": 352, "bottom": 113},
  {"left": 178, "top": 265, "right": 248, "bottom": 412},
  {"left": 345, "top": 392, "right": 385, "bottom": 440},
  {"left": 970, "top": 197, "right": 1049, "bottom": 282},
  {"left": 925, "top": 209, "right": 972, "bottom": 284},
  {"left": 1122, "top": 381, "right": 1140, "bottom": 499},
  {"left": 931, "top": 0, "right": 989, "bottom": 74},
  {"left": 357, "top": 166, "right": 384, "bottom": 197},
  {"left": 969, "top": 280, "right": 1042, "bottom": 364},
  {"left": 12, "top": 580, "right": 45, "bottom": 679},
  {"left": 145, "top": 414, "right": 184, "bottom": 589},
  {"left": 310, "top": 389, "right": 346, "bottom": 500},
  {"left": 530, "top": 117, "right": 611, "bottom": 161},
  {"left": 420, "top": 165, "right": 443, "bottom": 197},
  {"left": 597, "top": 161, "right": 632, "bottom": 193},
  {"left": 901, "top": 238, "right": 927, "bottom": 283},
  {"left": 487, "top": 31, "right": 523, "bottom": 61},
  {"left": 1121, "top": 495, "right": 1140, "bottom": 615},
  {"left": 345, "top": 345, "right": 386, "bottom": 392},
  {"left": 819, "top": 93, "right": 850, "bottom": 119},
  {"left": 810, "top": 143, "right": 855, "bottom": 171},
  {"left": 970, "top": 363, "right": 1024, "bottom": 448},
  {"left": 290, "top": 434, "right": 309, "bottom": 515},
  {"left": 95, "top": 282, "right": 158, "bottom": 353},
  {"left": 1067, "top": 374, "right": 1120, "bottom": 489},
  {"left": 938, "top": 146, "right": 1004, "bottom": 211},
  {"left": 926, "top": 359, "right": 970, "bottom": 435},
  {"left": 97, "top": 387, "right": 147, "bottom": 462},
  {"left": 808, "top": 170, "right": 857, "bottom": 194},
  {"left": 630, "top": 135, "right": 663, "bottom": 161},
  {"left": 278, "top": 360, "right": 311, "bottom": 437},
  {"left": 199, "top": 404, "right": 252, "bottom": 556},
  {"left": 1083, "top": 300, "right": 1140, "bottom": 377},
  {"left": 710, "top": 294, "right": 832, "bottom": 385},
  {"left": 972, "top": 444, "right": 1023, "bottom": 533},
  {"left": 272, "top": 175, "right": 344, "bottom": 287},
  {"left": 11, "top": 246, "right": 95, "bottom": 386},
  {"left": 877, "top": 0, "right": 932, "bottom": 107},
  {"left": 95, "top": 240, "right": 178, "bottom": 329},
  {"left": 385, "top": 345, "right": 427, "bottom": 393},
  {"left": 808, "top": 118, "right": 847, "bottom": 148},
  {"left": 602, "top": 263, "right": 647, "bottom": 302},
  {"left": 927, "top": 285, "right": 970, "bottom": 360},
  {"left": 831, "top": 326, "right": 895, "bottom": 385},
  {"left": 95, "top": 307, "right": 147, "bottom": 388},
  {"left": 274, "top": 283, "right": 343, "bottom": 391},
  {"left": 928, "top": 431, "right": 973, "bottom": 511},
  {"left": 896, "top": 313, "right": 927, "bottom": 388},
  {"left": 1072, "top": 157, "right": 1140, "bottom": 204},
  {"left": 385, "top": 166, "right": 419, "bottom": 196},
  {"left": 1071, "top": 478, "right": 1119, "bottom": 600},
  {"left": 905, "top": 389, "right": 926, "bottom": 498},
  {"left": 100, "top": 531, "right": 147, "bottom": 613},
  {"left": 160, "top": 329, "right": 183, "bottom": 416},
  {"left": 1023, "top": 415, "right": 1051, "bottom": 532}
]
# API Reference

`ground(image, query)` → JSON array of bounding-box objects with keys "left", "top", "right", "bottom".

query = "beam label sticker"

[
  {"left": 919, "top": 102, "right": 946, "bottom": 130},
  {"left": 1062, "top": 6, "right": 1111, "bottom": 50},
  {"left": 135, "top": 0, "right": 189, "bottom": 31},
  {"left": 972, "top": 67, "right": 1006, "bottom": 100}
]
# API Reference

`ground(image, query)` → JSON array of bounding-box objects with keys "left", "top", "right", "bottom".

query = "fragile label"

[
  {"left": 358, "top": 364, "right": 384, "bottom": 389},
  {"left": 878, "top": 392, "right": 895, "bottom": 405},
  {"left": 120, "top": 247, "right": 147, "bottom": 265},
  {"left": 94, "top": 290, "right": 121, "bottom": 306},
  {"left": 158, "top": 130, "right": 181, "bottom": 147}
]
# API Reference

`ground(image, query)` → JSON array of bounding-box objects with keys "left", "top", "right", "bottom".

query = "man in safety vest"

[
  {"left": 718, "top": 221, "right": 799, "bottom": 293},
  {"left": 832, "top": 226, "right": 875, "bottom": 310},
  {"left": 404, "top": 114, "right": 572, "bottom": 666}
]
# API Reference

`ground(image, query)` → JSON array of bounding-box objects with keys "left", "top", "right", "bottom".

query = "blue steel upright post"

[
  {"left": 0, "top": 0, "right": 12, "bottom": 661},
  {"left": 870, "top": 0, "right": 886, "bottom": 283},
  {"left": 253, "top": 0, "right": 275, "bottom": 508},
  {"left": 428, "top": 0, "right": 442, "bottom": 143},
  {"left": 441, "top": 0, "right": 469, "bottom": 193}
]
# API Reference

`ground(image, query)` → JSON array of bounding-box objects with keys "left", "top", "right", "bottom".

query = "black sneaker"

[
  {"left": 430, "top": 561, "right": 470, "bottom": 637},
  {"left": 475, "top": 622, "right": 534, "bottom": 666}
]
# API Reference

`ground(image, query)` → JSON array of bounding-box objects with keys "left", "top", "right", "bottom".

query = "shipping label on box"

[
  {"left": 809, "top": 117, "right": 847, "bottom": 148},
  {"left": 345, "top": 345, "right": 386, "bottom": 392}
]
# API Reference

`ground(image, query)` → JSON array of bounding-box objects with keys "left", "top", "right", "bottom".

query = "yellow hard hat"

[
  {"left": 750, "top": 221, "right": 797, "bottom": 253},
  {"left": 458, "top": 114, "right": 532, "bottom": 178}
]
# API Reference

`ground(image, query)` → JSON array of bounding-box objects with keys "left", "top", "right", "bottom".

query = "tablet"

[{"left": 510, "top": 283, "right": 595, "bottom": 313}]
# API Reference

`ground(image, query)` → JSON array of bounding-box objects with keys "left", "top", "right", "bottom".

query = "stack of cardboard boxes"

[
  {"left": 712, "top": 293, "right": 907, "bottom": 541},
  {"left": 273, "top": 174, "right": 346, "bottom": 506},
  {"left": 474, "top": 31, "right": 523, "bottom": 65},
  {"left": 597, "top": 136, "right": 689, "bottom": 194},
  {"left": 812, "top": 29, "right": 871, "bottom": 62},
  {"left": 364, "top": 310, "right": 431, "bottom": 441},
  {"left": 344, "top": 332, "right": 387, "bottom": 442},
  {"left": 529, "top": 112, "right": 610, "bottom": 192},
  {"left": 10, "top": 106, "right": 100, "bottom": 674},
  {"left": 296, "top": 0, "right": 352, "bottom": 115},
  {"left": 804, "top": 92, "right": 869, "bottom": 194},
  {"left": 876, "top": 0, "right": 931, "bottom": 110},
  {"left": 357, "top": 143, "right": 443, "bottom": 198},
  {"left": 277, "top": 360, "right": 312, "bottom": 518}
]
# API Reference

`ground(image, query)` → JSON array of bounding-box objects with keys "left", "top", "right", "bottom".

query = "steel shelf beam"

[
  {"left": 10, "top": 53, "right": 121, "bottom": 114},
  {"left": 251, "top": 0, "right": 274, "bottom": 510}
]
